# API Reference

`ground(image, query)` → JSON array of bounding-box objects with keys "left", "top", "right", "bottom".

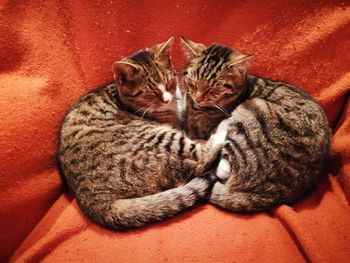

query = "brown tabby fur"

[
  {"left": 58, "top": 38, "right": 221, "bottom": 229},
  {"left": 181, "top": 37, "right": 332, "bottom": 212}
]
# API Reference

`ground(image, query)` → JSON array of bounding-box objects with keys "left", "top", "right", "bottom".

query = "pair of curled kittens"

[{"left": 58, "top": 37, "right": 331, "bottom": 229}]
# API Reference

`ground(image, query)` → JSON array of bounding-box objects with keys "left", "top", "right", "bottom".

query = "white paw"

[
  {"left": 216, "top": 159, "right": 231, "bottom": 180},
  {"left": 210, "top": 120, "right": 229, "bottom": 147},
  {"left": 211, "top": 131, "right": 226, "bottom": 147}
]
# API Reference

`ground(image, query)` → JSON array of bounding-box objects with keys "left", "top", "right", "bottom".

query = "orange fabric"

[{"left": 1, "top": 0, "right": 350, "bottom": 262}]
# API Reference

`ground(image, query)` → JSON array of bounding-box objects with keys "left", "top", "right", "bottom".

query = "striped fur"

[
  {"left": 58, "top": 40, "right": 221, "bottom": 229},
  {"left": 181, "top": 39, "right": 332, "bottom": 212}
]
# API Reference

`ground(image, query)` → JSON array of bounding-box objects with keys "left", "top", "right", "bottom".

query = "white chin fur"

[{"left": 216, "top": 159, "right": 231, "bottom": 180}]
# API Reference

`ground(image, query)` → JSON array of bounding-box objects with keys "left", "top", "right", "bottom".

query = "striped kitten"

[
  {"left": 58, "top": 38, "right": 221, "bottom": 229},
  {"left": 180, "top": 37, "right": 332, "bottom": 212}
]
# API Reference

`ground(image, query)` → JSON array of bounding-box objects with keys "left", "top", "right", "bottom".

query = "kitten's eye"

[
  {"left": 189, "top": 84, "right": 196, "bottom": 91},
  {"left": 139, "top": 86, "right": 148, "bottom": 93},
  {"left": 148, "top": 89, "right": 158, "bottom": 95},
  {"left": 125, "top": 90, "right": 142, "bottom": 97},
  {"left": 223, "top": 83, "right": 234, "bottom": 89}
]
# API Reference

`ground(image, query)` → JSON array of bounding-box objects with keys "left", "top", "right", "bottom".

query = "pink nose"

[
  {"left": 194, "top": 93, "right": 205, "bottom": 103},
  {"left": 162, "top": 92, "right": 172, "bottom": 104},
  {"left": 163, "top": 97, "right": 171, "bottom": 104}
]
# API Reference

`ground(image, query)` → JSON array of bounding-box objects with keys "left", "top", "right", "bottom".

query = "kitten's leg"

[
  {"left": 210, "top": 119, "right": 230, "bottom": 147},
  {"left": 183, "top": 142, "right": 222, "bottom": 177},
  {"left": 209, "top": 119, "right": 232, "bottom": 180},
  {"left": 184, "top": 119, "right": 230, "bottom": 178},
  {"left": 210, "top": 182, "right": 276, "bottom": 212}
]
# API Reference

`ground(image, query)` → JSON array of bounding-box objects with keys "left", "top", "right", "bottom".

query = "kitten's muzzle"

[{"left": 162, "top": 91, "right": 173, "bottom": 104}]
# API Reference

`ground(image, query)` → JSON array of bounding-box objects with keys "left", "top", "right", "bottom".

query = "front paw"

[
  {"left": 210, "top": 131, "right": 227, "bottom": 148},
  {"left": 215, "top": 158, "right": 231, "bottom": 180},
  {"left": 209, "top": 119, "right": 230, "bottom": 147}
]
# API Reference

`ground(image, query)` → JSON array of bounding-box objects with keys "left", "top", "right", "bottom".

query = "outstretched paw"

[{"left": 187, "top": 175, "right": 218, "bottom": 200}]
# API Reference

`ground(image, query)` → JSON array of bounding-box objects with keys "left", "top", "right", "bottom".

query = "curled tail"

[
  {"left": 79, "top": 177, "right": 213, "bottom": 229},
  {"left": 209, "top": 181, "right": 278, "bottom": 212}
]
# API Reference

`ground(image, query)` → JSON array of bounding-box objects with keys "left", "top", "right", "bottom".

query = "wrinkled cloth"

[{"left": 0, "top": 0, "right": 349, "bottom": 262}]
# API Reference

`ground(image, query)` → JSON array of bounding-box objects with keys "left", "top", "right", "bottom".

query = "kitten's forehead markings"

[{"left": 157, "top": 84, "right": 172, "bottom": 102}]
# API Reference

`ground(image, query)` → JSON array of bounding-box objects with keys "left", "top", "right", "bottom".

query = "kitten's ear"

[
  {"left": 180, "top": 36, "right": 206, "bottom": 59},
  {"left": 148, "top": 37, "right": 174, "bottom": 61},
  {"left": 228, "top": 53, "right": 254, "bottom": 73},
  {"left": 112, "top": 61, "right": 140, "bottom": 85}
]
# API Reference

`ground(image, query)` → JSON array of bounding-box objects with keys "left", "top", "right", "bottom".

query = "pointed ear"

[
  {"left": 228, "top": 53, "right": 254, "bottom": 73},
  {"left": 180, "top": 36, "right": 206, "bottom": 59},
  {"left": 112, "top": 61, "right": 140, "bottom": 85},
  {"left": 148, "top": 37, "right": 174, "bottom": 61}
]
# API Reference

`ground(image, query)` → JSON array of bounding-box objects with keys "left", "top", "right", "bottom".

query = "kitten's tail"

[{"left": 79, "top": 177, "right": 214, "bottom": 230}]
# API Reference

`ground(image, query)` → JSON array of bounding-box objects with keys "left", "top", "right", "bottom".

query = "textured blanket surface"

[{"left": 1, "top": 0, "right": 350, "bottom": 262}]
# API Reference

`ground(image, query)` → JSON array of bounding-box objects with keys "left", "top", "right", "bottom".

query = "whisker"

[
  {"left": 134, "top": 106, "right": 147, "bottom": 114},
  {"left": 141, "top": 108, "right": 149, "bottom": 119},
  {"left": 214, "top": 104, "right": 229, "bottom": 116},
  {"left": 219, "top": 105, "right": 229, "bottom": 115},
  {"left": 213, "top": 104, "right": 223, "bottom": 114},
  {"left": 140, "top": 103, "right": 157, "bottom": 119}
]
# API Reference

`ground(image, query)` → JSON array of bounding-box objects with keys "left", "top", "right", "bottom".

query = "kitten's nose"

[
  {"left": 162, "top": 91, "right": 172, "bottom": 104},
  {"left": 163, "top": 98, "right": 171, "bottom": 104},
  {"left": 194, "top": 92, "right": 205, "bottom": 103}
]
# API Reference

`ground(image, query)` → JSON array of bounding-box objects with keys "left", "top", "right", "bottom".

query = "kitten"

[
  {"left": 57, "top": 38, "right": 221, "bottom": 229},
  {"left": 180, "top": 37, "right": 332, "bottom": 212}
]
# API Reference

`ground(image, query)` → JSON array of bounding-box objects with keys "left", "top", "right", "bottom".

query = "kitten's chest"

[
  {"left": 148, "top": 110, "right": 181, "bottom": 129},
  {"left": 185, "top": 103, "right": 225, "bottom": 140}
]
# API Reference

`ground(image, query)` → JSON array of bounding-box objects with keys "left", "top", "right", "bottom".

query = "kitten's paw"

[
  {"left": 210, "top": 131, "right": 226, "bottom": 147},
  {"left": 216, "top": 159, "right": 231, "bottom": 180},
  {"left": 187, "top": 176, "right": 217, "bottom": 199},
  {"left": 210, "top": 119, "right": 229, "bottom": 147}
]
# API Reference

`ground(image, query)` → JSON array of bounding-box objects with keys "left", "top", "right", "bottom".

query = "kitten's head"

[
  {"left": 112, "top": 37, "right": 177, "bottom": 113},
  {"left": 180, "top": 37, "right": 253, "bottom": 108}
]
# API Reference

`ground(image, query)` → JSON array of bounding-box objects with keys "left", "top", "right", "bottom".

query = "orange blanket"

[{"left": 1, "top": 0, "right": 350, "bottom": 262}]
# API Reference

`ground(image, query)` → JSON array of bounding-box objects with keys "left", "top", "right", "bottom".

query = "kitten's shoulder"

[
  {"left": 248, "top": 74, "right": 293, "bottom": 87},
  {"left": 247, "top": 74, "right": 313, "bottom": 101},
  {"left": 79, "top": 82, "right": 116, "bottom": 102}
]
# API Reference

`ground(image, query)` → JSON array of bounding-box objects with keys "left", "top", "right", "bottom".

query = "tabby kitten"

[
  {"left": 181, "top": 37, "right": 332, "bottom": 212},
  {"left": 58, "top": 38, "right": 221, "bottom": 229}
]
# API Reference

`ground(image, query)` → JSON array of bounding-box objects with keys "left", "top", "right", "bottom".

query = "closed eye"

[
  {"left": 223, "top": 83, "right": 234, "bottom": 89},
  {"left": 145, "top": 89, "right": 161, "bottom": 97},
  {"left": 186, "top": 81, "right": 196, "bottom": 90},
  {"left": 125, "top": 90, "right": 142, "bottom": 97}
]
